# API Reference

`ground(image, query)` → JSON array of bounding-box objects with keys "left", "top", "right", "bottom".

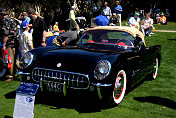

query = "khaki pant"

[
  {"left": 69, "top": 19, "right": 80, "bottom": 31},
  {"left": 7, "top": 47, "right": 15, "bottom": 76},
  {"left": 117, "top": 14, "right": 122, "bottom": 26}
]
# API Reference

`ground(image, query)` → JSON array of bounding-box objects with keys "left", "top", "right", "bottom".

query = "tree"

[{"left": 0, "top": 0, "right": 175, "bottom": 29}]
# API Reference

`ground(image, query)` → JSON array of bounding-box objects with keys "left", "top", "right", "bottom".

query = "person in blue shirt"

[
  {"left": 18, "top": 12, "right": 31, "bottom": 23},
  {"left": 114, "top": 1, "right": 123, "bottom": 26},
  {"left": 18, "top": 12, "right": 31, "bottom": 34}
]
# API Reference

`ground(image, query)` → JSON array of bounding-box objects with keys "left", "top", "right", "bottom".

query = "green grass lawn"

[
  {"left": 0, "top": 22, "right": 176, "bottom": 118},
  {"left": 153, "top": 22, "right": 176, "bottom": 31}
]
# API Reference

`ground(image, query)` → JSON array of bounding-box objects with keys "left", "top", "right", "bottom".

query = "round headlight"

[
  {"left": 94, "top": 60, "right": 111, "bottom": 80},
  {"left": 19, "top": 52, "right": 33, "bottom": 69}
]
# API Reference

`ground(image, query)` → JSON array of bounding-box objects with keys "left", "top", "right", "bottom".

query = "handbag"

[{"left": 2, "top": 49, "right": 11, "bottom": 69}]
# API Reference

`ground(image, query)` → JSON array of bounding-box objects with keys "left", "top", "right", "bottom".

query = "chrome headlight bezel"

[
  {"left": 19, "top": 52, "right": 33, "bottom": 69},
  {"left": 94, "top": 60, "right": 111, "bottom": 80}
]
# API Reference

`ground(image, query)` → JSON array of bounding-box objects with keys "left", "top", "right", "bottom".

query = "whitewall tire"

[
  {"left": 152, "top": 58, "right": 159, "bottom": 80},
  {"left": 113, "top": 70, "right": 127, "bottom": 104}
]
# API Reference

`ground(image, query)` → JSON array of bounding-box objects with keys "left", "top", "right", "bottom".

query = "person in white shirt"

[
  {"left": 20, "top": 21, "right": 34, "bottom": 56},
  {"left": 141, "top": 13, "right": 154, "bottom": 36},
  {"left": 101, "top": 2, "right": 112, "bottom": 19},
  {"left": 128, "top": 12, "right": 140, "bottom": 29}
]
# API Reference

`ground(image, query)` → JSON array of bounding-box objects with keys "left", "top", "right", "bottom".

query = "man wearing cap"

[
  {"left": 20, "top": 21, "right": 33, "bottom": 56},
  {"left": 69, "top": 6, "right": 80, "bottom": 31},
  {"left": 101, "top": 2, "right": 112, "bottom": 19},
  {"left": 128, "top": 12, "right": 140, "bottom": 29},
  {"left": 0, "top": 8, "right": 19, "bottom": 80},
  {"left": 18, "top": 12, "right": 31, "bottom": 23},
  {"left": 160, "top": 13, "right": 167, "bottom": 25},
  {"left": 27, "top": 8, "right": 46, "bottom": 48},
  {"left": 114, "top": 1, "right": 123, "bottom": 26}
]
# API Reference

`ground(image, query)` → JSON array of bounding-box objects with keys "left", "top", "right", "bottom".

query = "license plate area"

[{"left": 43, "top": 81, "right": 62, "bottom": 93}]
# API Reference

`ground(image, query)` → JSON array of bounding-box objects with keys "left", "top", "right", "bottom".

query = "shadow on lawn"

[
  {"left": 4, "top": 90, "right": 116, "bottom": 113},
  {"left": 35, "top": 93, "right": 116, "bottom": 113},
  {"left": 4, "top": 75, "right": 152, "bottom": 113},
  {"left": 4, "top": 116, "right": 12, "bottom": 118},
  {"left": 4, "top": 90, "right": 16, "bottom": 99},
  {"left": 133, "top": 96, "right": 176, "bottom": 110},
  {"left": 168, "top": 39, "right": 176, "bottom": 41}
]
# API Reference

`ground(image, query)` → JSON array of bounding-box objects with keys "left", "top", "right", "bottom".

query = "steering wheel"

[{"left": 116, "top": 39, "right": 134, "bottom": 47}]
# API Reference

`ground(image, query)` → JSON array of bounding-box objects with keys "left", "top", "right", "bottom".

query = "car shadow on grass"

[
  {"left": 35, "top": 92, "right": 117, "bottom": 113},
  {"left": 168, "top": 39, "right": 176, "bottom": 41},
  {"left": 4, "top": 116, "right": 12, "bottom": 118},
  {"left": 4, "top": 90, "right": 16, "bottom": 99},
  {"left": 133, "top": 96, "right": 176, "bottom": 110},
  {"left": 4, "top": 89, "right": 117, "bottom": 113},
  {"left": 4, "top": 74, "right": 153, "bottom": 114}
]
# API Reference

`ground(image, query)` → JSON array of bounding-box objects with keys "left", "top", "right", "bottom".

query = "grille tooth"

[{"left": 32, "top": 68, "right": 89, "bottom": 89}]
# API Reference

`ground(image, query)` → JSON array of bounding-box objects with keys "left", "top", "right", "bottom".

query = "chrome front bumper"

[{"left": 16, "top": 71, "right": 113, "bottom": 99}]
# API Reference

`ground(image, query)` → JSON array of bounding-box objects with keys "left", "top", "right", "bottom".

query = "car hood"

[{"left": 36, "top": 47, "right": 119, "bottom": 74}]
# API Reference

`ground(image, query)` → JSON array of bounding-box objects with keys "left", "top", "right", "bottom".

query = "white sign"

[{"left": 13, "top": 94, "right": 35, "bottom": 118}]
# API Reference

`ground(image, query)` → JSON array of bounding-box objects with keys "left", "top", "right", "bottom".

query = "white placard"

[{"left": 13, "top": 94, "right": 35, "bottom": 118}]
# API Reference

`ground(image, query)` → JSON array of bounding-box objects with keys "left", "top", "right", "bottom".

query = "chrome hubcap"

[{"left": 114, "top": 74, "right": 124, "bottom": 99}]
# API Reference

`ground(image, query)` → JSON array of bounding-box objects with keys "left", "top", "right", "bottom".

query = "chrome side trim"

[
  {"left": 63, "top": 81, "right": 66, "bottom": 96},
  {"left": 92, "top": 83, "right": 113, "bottom": 87},
  {"left": 16, "top": 71, "right": 30, "bottom": 75},
  {"left": 97, "top": 83, "right": 102, "bottom": 99},
  {"left": 40, "top": 78, "right": 43, "bottom": 92}
]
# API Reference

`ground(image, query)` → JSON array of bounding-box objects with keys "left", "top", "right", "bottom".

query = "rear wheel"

[
  {"left": 112, "top": 70, "right": 127, "bottom": 104},
  {"left": 0, "top": 57, "right": 6, "bottom": 79},
  {"left": 152, "top": 58, "right": 159, "bottom": 80}
]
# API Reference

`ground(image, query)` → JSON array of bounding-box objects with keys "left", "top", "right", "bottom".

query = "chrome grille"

[{"left": 32, "top": 67, "right": 90, "bottom": 89}]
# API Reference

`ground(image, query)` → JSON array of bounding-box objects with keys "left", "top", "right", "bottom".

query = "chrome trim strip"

[
  {"left": 63, "top": 81, "right": 66, "bottom": 96},
  {"left": 16, "top": 71, "right": 30, "bottom": 75},
  {"left": 96, "top": 83, "right": 102, "bottom": 99},
  {"left": 92, "top": 83, "right": 113, "bottom": 87},
  {"left": 40, "top": 78, "right": 43, "bottom": 92}
]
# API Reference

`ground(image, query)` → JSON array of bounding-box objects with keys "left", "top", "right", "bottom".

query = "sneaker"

[{"left": 5, "top": 75, "right": 13, "bottom": 81}]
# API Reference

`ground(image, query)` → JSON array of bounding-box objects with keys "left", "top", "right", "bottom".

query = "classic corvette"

[{"left": 17, "top": 26, "right": 161, "bottom": 105}]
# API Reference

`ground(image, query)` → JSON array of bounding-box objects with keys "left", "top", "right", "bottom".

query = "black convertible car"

[{"left": 17, "top": 26, "right": 161, "bottom": 105}]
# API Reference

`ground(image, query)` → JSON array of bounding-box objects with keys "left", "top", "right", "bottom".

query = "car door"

[{"left": 126, "top": 46, "right": 154, "bottom": 86}]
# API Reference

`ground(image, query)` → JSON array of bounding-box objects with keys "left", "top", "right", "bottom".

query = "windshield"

[{"left": 78, "top": 30, "right": 135, "bottom": 51}]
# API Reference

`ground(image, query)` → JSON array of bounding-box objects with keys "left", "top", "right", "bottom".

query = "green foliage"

[{"left": 0, "top": 0, "right": 175, "bottom": 28}]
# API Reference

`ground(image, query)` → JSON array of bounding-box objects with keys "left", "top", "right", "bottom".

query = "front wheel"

[
  {"left": 0, "top": 57, "right": 7, "bottom": 80},
  {"left": 112, "top": 70, "right": 127, "bottom": 104}
]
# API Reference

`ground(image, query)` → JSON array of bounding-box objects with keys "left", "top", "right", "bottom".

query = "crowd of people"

[
  {"left": 99, "top": 1, "right": 167, "bottom": 36},
  {"left": 0, "top": 6, "right": 82, "bottom": 81},
  {"left": 0, "top": 1, "right": 169, "bottom": 81},
  {"left": 100, "top": 1, "right": 123, "bottom": 26}
]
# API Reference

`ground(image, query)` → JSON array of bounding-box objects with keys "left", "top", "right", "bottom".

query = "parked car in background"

[{"left": 17, "top": 26, "right": 161, "bottom": 105}]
